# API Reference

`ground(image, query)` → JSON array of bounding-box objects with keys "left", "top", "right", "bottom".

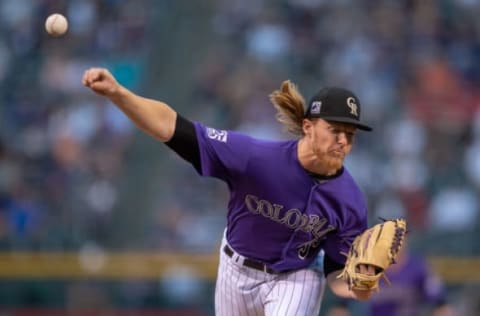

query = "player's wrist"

[{"left": 108, "top": 84, "right": 129, "bottom": 102}]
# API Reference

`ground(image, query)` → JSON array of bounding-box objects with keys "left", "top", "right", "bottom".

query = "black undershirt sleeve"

[
  {"left": 164, "top": 114, "right": 201, "bottom": 173},
  {"left": 324, "top": 253, "right": 345, "bottom": 277}
]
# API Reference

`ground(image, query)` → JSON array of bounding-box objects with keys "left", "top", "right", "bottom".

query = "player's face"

[{"left": 304, "top": 119, "right": 356, "bottom": 170}]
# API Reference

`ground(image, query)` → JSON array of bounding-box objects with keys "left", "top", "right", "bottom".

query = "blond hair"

[{"left": 269, "top": 80, "right": 306, "bottom": 136}]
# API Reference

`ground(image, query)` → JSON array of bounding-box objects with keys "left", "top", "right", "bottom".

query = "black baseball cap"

[{"left": 305, "top": 87, "right": 372, "bottom": 131}]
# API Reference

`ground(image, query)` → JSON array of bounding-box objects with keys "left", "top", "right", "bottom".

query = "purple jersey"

[{"left": 194, "top": 122, "right": 368, "bottom": 271}]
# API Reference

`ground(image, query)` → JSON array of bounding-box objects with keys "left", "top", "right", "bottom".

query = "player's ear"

[{"left": 302, "top": 118, "right": 314, "bottom": 136}]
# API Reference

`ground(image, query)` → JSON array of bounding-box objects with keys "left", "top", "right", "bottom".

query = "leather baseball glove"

[{"left": 338, "top": 218, "right": 407, "bottom": 291}]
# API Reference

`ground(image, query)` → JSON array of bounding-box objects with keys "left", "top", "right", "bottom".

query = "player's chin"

[
  {"left": 323, "top": 156, "right": 343, "bottom": 171},
  {"left": 327, "top": 153, "right": 345, "bottom": 165}
]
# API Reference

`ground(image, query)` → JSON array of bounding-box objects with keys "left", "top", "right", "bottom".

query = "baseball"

[{"left": 45, "top": 13, "right": 68, "bottom": 37}]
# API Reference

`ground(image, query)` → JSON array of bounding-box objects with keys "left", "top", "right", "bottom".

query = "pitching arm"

[{"left": 82, "top": 67, "right": 177, "bottom": 142}]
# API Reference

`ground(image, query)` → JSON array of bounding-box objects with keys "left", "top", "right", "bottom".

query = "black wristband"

[{"left": 165, "top": 114, "right": 201, "bottom": 172}]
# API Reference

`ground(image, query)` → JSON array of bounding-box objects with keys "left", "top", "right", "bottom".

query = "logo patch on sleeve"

[{"left": 206, "top": 127, "right": 228, "bottom": 142}]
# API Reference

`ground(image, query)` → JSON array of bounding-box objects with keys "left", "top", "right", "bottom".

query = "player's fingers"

[
  {"left": 89, "top": 68, "right": 103, "bottom": 84},
  {"left": 82, "top": 68, "right": 96, "bottom": 86},
  {"left": 83, "top": 68, "right": 106, "bottom": 86},
  {"left": 81, "top": 70, "right": 90, "bottom": 86},
  {"left": 357, "top": 264, "right": 376, "bottom": 275},
  {"left": 82, "top": 68, "right": 118, "bottom": 97}
]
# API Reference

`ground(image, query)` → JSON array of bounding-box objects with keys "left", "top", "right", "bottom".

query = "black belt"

[{"left": 223, "top": 244, "right": 276, "bottom": 274}]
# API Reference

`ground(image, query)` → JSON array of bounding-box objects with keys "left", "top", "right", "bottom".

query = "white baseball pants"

[{"left": 214, "top": 236, "right": 326, "bottom": 316}]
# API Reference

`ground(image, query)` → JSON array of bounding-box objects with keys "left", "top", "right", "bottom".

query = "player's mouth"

[{"left": 329, "top": 149, "right": 345, "bottom": 158}]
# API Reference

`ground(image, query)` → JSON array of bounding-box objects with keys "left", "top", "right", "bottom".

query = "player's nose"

[{"left": 336, "top": 132, "right": 348, "bottom": 145}]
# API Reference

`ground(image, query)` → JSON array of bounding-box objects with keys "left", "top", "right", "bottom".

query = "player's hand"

[
  {"left": 351, "top": 264, "right": 376, "bottom": 299},
  {"left": 82, "top": 68, "right": 120, "bottom": 97},
  {"left": 356, "top": 264, "right": 376, "bottom": 276}
]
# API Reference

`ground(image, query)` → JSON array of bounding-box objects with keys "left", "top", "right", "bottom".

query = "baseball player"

[{"left": 82, "top": 68, "right": 378, "bottom": 315}]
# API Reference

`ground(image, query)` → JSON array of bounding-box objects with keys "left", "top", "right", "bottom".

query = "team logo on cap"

[
  {"left": 346, "top": 97, "right": 358, "bottom": 117},
  {"left": 310, "top": 101, "right": 322, "bottom": 114}
]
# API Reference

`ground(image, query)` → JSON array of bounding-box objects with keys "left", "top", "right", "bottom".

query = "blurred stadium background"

[{"left": 0, "top": 0, "right": 479, "bottom": 315}]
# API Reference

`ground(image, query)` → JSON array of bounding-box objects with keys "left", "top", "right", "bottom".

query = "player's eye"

[
  {"left": 332, "top": 129, "right": 355, "bottom": 143},
  {"left": 346, "top": 132, "right": 355, "bottom": 143}
]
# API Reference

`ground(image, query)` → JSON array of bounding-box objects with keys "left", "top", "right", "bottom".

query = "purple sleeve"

[
  {"left": 321, "top": 187, "right": 368, "bottom": 265},
  {"left": 193, "top": 122, "right": 251, "bottom": 180},
  {"left": 323, "top": 215, "right": 367, "bottom": 265}
]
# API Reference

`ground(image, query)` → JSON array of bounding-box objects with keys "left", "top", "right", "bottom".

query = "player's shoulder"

[{"left": 194, "top": 121, "right": 294, "bottom": 147}]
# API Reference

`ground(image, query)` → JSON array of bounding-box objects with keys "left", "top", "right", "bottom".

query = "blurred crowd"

[
  {"left": 0, "top": 0, "right": 480, "bottom": 312},
  {"left": 1, "top": 0, "right": 480, "bottom": 254},
  {"left": 0, "top": 0, "right": 146, "bottom": 251}
]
